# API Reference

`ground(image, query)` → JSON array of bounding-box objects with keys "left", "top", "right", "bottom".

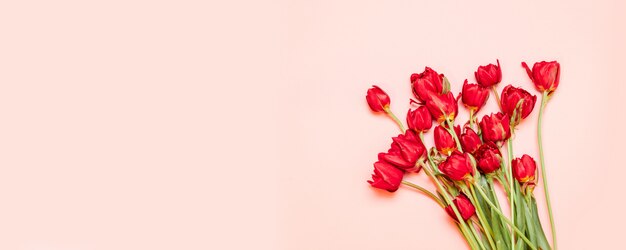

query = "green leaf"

[
  {"left": 442, "top": 76, "right": 451, "bottom": 94},
  {"left": 531, "top": 197, "right": 552, "bottom": 250},
  {"left": 486, "top": 178, "right": 510, "bottom": 248},
  {"left": 510, "top": 99, "right": 525, "bottom": 126}
]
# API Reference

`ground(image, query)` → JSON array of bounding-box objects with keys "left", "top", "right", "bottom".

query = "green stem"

[
  {"left": 473, "top": 183, "right": 538, "bottom": 250},
  {"left": 491, "top": 87, "right": 501, "bottom": 109},
  {"left": 487, "top": 178, "right": 509, "bottom": 244},
  {"left": 506, "top": 138, "right": 516, "bottom": 249},
  {"left": 538, "top": 91, "right": 557, "bottom": 249},
  {"left": 445, "top": 118, "right": 463, "bottom": 151},
  {"left": 419, "top": 133, "right": 480, "bottom": 250},
  {"left": 495, "top": 171, "right": 510, "bottom": 196},
  {"left": 467, "top": 220, "right": 488, "bottom": 250},
  {"left": 385, "top": 108, "right": 406, "bottom": 132},
  {"left": 513, "top": 182, "right": 528, "bottom": 249},
  {"left": 457, "top": 223, "right": 479, "bottom": 250},
  {"left": 424, "top": 167, "right": 480, "bottom": 250},
  {"left": 522, "top": 193, "right": 538, "bottom": 245},
  {"left": 419, "top": 132, "right": 436, "bottom": 172},
  {"left": 402, "top": 180, "right": 444, "bottom": 208},
  {"left": 530, "top": 195, "right": 552, "bottom": 250},
  {"left": 468, "top": 184, "right": 497, "bottom": 250}
]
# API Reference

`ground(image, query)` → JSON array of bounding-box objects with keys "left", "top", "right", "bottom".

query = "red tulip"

[
  {"left": 445, "top": 194, "right": 476, "bottom": 221},
  {"left": 512, "top": 154, "right": 537, "bottom": 183},
  {"left": 461, "top": 80, "right": 489, "bottom": 112},
  {"left": 500, "top": 85, "right": 537, "bottom": 125},
  {"left": 438, "top": 151, "right": 474, "bottom": 181},
  {"left": 368, "top": 161, "right": 404, "bottom": 192},
  {"left": 459, "top": 127, "right": 481, "bottom": 154},
  {"left": 475, "top": 60, "right": 502, "bottom": 88},
  {"left": 411, "top": 67, "right": 444, "bottom": 102},
  {"left": 378, "top": 130, "right": 426, "bottom": 171},
  {"left": 425, "top": 92, "right": 458, "bottom": 124},
  {"left": 407, "top": 106, "right": 433, "bottom": 132},
  {"left": 434, "top": 125, "right": 460, "bottom": 155},
  {"left": 522, "top": 61, "right": 560, "bottom": 95},
  {"left": 479, "top": 112, "right": 511, "bottom": 143},
  {"left": 474, "top": 142, "right": 502, "bottom": 173},
  {"left": 366, "top": 85, "right": 390, "bottom": 112}
]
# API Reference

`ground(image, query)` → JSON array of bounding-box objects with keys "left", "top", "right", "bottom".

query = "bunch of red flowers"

[{"left": 365, "top": 60, "right": 560, "bottom": 250}]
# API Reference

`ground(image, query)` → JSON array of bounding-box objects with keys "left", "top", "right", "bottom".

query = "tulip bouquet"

[{"left": 365, "top": 60, "right": 560, "bottom": 250}]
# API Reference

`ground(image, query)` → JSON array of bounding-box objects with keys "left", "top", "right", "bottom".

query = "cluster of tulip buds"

[{"left": 365, "top": 60, "right": 560, "bottom": 250}]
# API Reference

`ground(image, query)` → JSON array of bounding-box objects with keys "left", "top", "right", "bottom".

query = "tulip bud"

[
  {"left": 366, "top": 85, "right": 390, "bottom": 112},
  {"left": 475, "top": 60, "right": 502, "bottom": 88},
  {"left": 379, "top": 130, "right": 426, "bottom": 171},
  {"left": 459, "top": 127, "right": 481, "bottom": 154},
  {"left": 411, "top": 67, "right": 444, "bottom": 102},
  {"left": 474, "top": 142, "right": 502, "bottom": 173},
  {"left": 438, "top": 151, "right": 474, "bottom": 181},
  {"left": 479, "top": 112, "right": 511, "bottom": 143},
  {"left": 512, "top": 154, "right": 537, "bottom": 183},
  {"left": 500, "top": 85, "right": 537, "bottom": 125},
  {"left": 425, "top": 92, "right": 458, "bottom": 124},
  {"left": 461, "top": 80, "right": 489, "bottom": 112},
  {"left": 407, "top": 106, "right": 433, "bottom": 133},
  {"left": 434, "top": 125, "right": 460, "bottom": 155},
  {"left": 522, "top": 61, "right": 560, "bottom": 95},
  {"left": 445, "top": 194, "right": 476, "bottom": 221},
  {"left": 368, "top": 161, "right": 404, "bottom": 192}
]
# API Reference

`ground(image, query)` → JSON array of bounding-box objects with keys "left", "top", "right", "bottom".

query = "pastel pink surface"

[
  {"left": 279, "top": 1, "right": 625, "bottom": 250},
  {"left": 0, "top": 1, "right": 624, "bottom": 250}
]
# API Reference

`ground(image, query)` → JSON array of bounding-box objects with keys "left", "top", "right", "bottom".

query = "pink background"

[{"left": 1, "top": 0, "right": 625, "bottom": 249}]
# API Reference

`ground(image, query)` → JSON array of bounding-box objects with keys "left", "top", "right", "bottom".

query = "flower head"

[
  {"left": 474, "top": 142, "right": 502, "bottom": 174},
  {"left": 366, "top": 85, "right": 390, "bottom": 112},
  {"left": 407, "top": 106, "right": 433, "bottom": 133},
  {"left": 367, "top": 161, "right": 404, "bottom": 192},
  {"left": 434, "top": 125, "right": 460, "bottom": 155},
  {"left": 425, "top": 92, "right": 458, "bottom": 124},
  {"left": 411, "top": 67, "right": 444, "bottom": 102},
  {"left": 459, "top": 127, "right": 481, "bottom": 154},
  {"left": 378, "top": 130, "right": 426, "bottom": 171},
  {"left": 479, "top": 112, "right": 511, "bottom": 143},
  {"left": 475, "top": 60, "right": 502, "bottom": 88},
  {"left": 439, "top": 151, "right": 474, "bottom": 181},
  {"left": 500, "top": 85, "right": 537, "bottom": 125},
  {"left": 522, "top": 61, "right": 560, "bottom": 95},
  {"left": 445, "top": 194, "right": 476, "bottom": 221},
  {"left": 461, "top": 80, "right": 489, "bottom": 112},
  {"left": 512, "top": 154, "right": 537, "bottom": 183}
]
